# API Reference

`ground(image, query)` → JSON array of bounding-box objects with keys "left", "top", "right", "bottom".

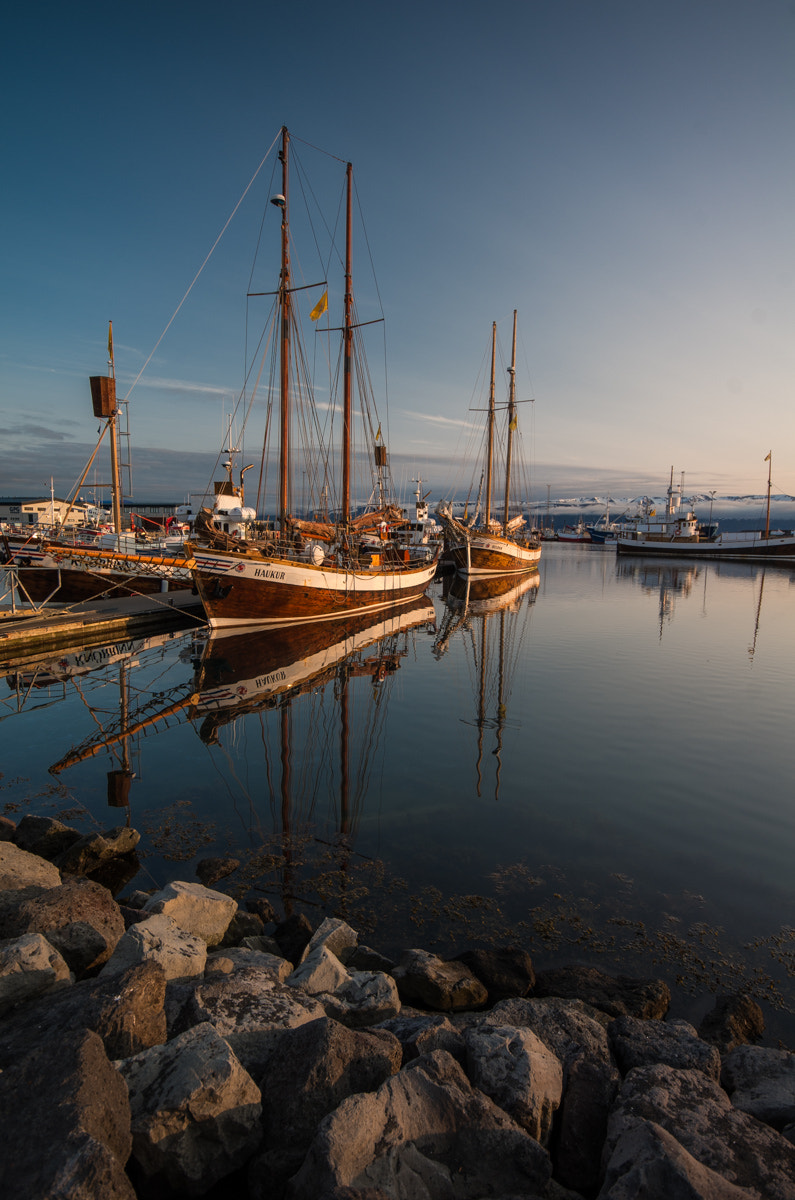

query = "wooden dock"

[{"left": 0, "top": 594, "right": 206, "bottom": 664}]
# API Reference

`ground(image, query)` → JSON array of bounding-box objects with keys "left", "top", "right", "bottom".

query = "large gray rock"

[
  {"left": 0, "top": 839, "right": 61, "bottom": 891},
  {"left": 602, "top": 1063, "right": 795, "bottom": 1198},
  {"left": 533, "top": 964, "right": 670, "bottom": 1019},
  {"left": 143, "top": 879, "right": 237, "bottom": 946},
  {"left": 484, "top": 995, "right": 613, "bottom": 1065},
  {"left": 608, "top": 1015, "right": 721, "bottom": 1081},
  {"left": 248, "top": 1016, "right": 401, "bottom": 1192},
  {"left": 480, "top": 993, "right": 617, "bottom": 1192},
  {"left": 118, "top": 1020, "right": 261, "bottom": 1195},
  {"left": 0, "top": 1027, "right": 134, "bottom": 1199},
  {"left": 0, "top": 931, "right": 72, "bottom": 1014},
  {"left": 289, "top": 941, "right": 350, "bottom": 993},
  {"left": 391, "top": 948, "right": 488, "bottom": 1011},
  {"left": 180, "top": 963, "right": 326, "bottom": 1078},
  {"left": 319, "top": 969, "right": 402, "bottom": 1028},
  {"left": 465, "top": 1023, "right": 563, "bottom": 1145},
  {"left": 286, "top": 1048, "right": 551, "bottom": 1199},
  {"left": 11, "top": 874, "right": 125, "bottom": 974},
  {"left": 302, "top": 915, "right": 359, "bottom": 963},
  {"left": 722, "top": 1044, "right": 795, "bottom": 1129},
  {"left": 0, "top": 959, "right": 167, "bottom": 1066},
  {"left": 599, "top": 1117, "right": 752, "bottom": 1199},
  {"left": 100, "top": 912, "right": 207, "bottom": 980},
  {"left": 54, "top": 824, "right": 140, "bottom": 878}
]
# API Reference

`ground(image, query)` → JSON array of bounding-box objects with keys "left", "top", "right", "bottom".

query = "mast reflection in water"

[
  {"left": 188, "top": 597, "right": 436, "bottom": 917},
  {"left": 433, "top": 570, "right": 540, "bottom": 799}
]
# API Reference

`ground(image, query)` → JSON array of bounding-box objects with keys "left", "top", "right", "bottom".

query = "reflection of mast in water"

[
  {"left": 748, "top": 569, "right": 766, "bottom": 661},
  {"left": 190, "top": 597, "right": 436, "bottom": 915},
  {"left": 434, "top": 570, "right": 539, "bottom": 800},
  {"left": 36, "top": 632, "right": 196, "bottom": 819}
]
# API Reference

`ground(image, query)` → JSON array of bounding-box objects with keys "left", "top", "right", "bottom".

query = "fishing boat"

[
  {"left": 616, "top": 460, "right": 795, "bottom": 562},
  {"left": 189, "top": 128, "right": 438, "bottom": 627},
  {"left": 556, "top": 519, "right": 592, "bottom": 543},
  {"left": 436, "top": 312, "right": 541, "bottom": 577}
]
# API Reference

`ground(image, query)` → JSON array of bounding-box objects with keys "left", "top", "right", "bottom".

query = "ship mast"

[
  {"left": 342, "top": 162, "right": 353, "bottom": 525},
  {"left": 107, "top": 322, "right": 123, "bottom": 537},
  {"left": 503, "top": 309, "right": 517, "bottom": 531},
  {"left": 277, "top": 127, "right": 291, "bottom": 537},
  {"left": 484, "top": 323, "right": 496, "bottom": 530},
  {"left": 764, "top": 451, "right": 772, "bottom": 539}
]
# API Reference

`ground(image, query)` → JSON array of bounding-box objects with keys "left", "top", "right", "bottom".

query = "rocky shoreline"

[{"left": 1, "top": 816, "right": 795, "bottom": 1199}]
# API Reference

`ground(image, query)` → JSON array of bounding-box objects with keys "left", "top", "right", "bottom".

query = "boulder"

[
  {"left": 54, "top": 825, "right": 140, "bottom": 880},
  {"left": 219, "top": 908, "right": 265, "bottom": 946},
  {"left": 480, "top": 995, "right": 618, "bottom": 1193},
  {"left": 143, "top": 879, "right": 237, "bottom": 946},
  {"left": 303, "top": 915, "right": 360, "bottom": 963},
  {"left": 0, "top": 931, "right": 72, "bottom": 1014},
  {"left": 602, "top": 1062, "right": 795, "bottom": 1199},
  {"left": 454, "top": 944, "right": 535, "bottom": 1001},
  {"left": 600, "top": 1117, "right": 753, "bottom": 1199},
  {"left": 376, "top": 1011, "right": 466, "bottom": 1064},
  {"left": 12, "top": 813, "right": 82, "bottom": 861},
  {"left": 11, "top": 874, "right": 125, "bottom": 974},
  {"left": 118, "top": 1020, "right": 261, "bottom": 1195},
  {"left": 533, "top": 964, "right": 670, "bottom": 1019},
  {"left": 180, "top": 963, "right": 326, "bottom": 1078},
  {"left": 391, "top": 948, "right": 488, "bottom": 1011},
  {"left": 100, "top": 911, "right": 207, "bottom": 980},
  {"left": 0, "top": 959, "right": 167, "bottom": 1066},
  {"left": 608, "top": 1015, "right": 721, "bottom": 1081},
  {"left": 0, "top": 1027, "right": 134, "bottom": 1199},
  {"left": 0, "top": 839, "right": 61, "bottom": 891},
  {"left": 465, "top": 1022, "right": 563, "bottom": 1145},
  {"left": 722, "top": 1044, "right": 795, "bottom": 1130},
  {"left": 286, "top": 1048, "right": 551, "bottom": 1199},
  {"left": 698, "top": 991, "right": 765, "bottom": 1052},
  {"left": 319, "top": 969, "right": 402, "bottom": 1028},
  {"left": 248, "top": 1016, "right": 401, "bottom": 1192}
]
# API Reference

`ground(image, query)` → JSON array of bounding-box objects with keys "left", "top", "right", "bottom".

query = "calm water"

[{"left": 2, "top": 544, "right": 794, "bottom": 1041}]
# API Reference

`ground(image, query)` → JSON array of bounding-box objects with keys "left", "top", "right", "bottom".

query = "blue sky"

[{"left": 2, "top": 0, "right": 793, "bottom": 508}]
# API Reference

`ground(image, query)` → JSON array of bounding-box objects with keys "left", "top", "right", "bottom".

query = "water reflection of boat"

[
  {"left": 189, "top": 596, "right": 436, "bottom": 917},
  {"left": 192, "top": 596, "right": 436, "bottom": 742},
  {"left": 433, "top": 570, "right": 539, "bottom": 798},
  {"left": 616, "top": 559, "right": 699, "bottom": 636}
]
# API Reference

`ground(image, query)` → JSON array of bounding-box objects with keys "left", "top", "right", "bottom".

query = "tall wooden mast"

[
  {"left": 342, "top": 162, "right": 353, "bottom": 525},
  {"left": 503, "top": 309, "right": 517, "bottom": 531},
  {"left": 107, "top": 321, "right": 123, "bottom": 537},
  {"left": 484, "top": 322, "right": 496, "bottom": 529},
  {"left": 278, "top": 127, "right": 291, "bottom": 535},
  {"left": 764, "top": 451, "right": 772, "bottom": 539}
]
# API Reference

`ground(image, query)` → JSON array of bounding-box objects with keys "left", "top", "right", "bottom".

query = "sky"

[{"left": 2, "top": 0, "right": 794, "bottom": 510}]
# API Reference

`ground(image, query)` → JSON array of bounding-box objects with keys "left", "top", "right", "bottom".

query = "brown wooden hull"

[
  {"left": 191, "top": 546, "right": 438, "bottom": 627},
  {"left": 448, "top": 533, "right": 542, "bottom": 576}
]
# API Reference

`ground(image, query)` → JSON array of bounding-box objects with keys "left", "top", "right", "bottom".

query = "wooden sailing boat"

[
  {"left": 437, "top": 312, "right": 541, "bottom": 577},
  {"left": 189, "top": 128, "right": 438, "bottom": 628}
]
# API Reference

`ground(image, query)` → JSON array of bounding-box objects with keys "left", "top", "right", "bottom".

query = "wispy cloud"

[{"left": 401, "top": 410, "right": 477, "bottom": 431}]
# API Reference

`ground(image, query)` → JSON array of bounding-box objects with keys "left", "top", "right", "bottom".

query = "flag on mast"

[{"left": 310, "top": 290, "right": 328, "bottom": 321}]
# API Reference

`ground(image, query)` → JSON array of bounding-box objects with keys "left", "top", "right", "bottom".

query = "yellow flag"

[
  {"left": 310, "top": 290, "right": 328, "bottom": 321},
  {"left": 764, "top": 452, "right": 771, "bottom": 461},
  {"left": 108, "top": 320, "right": 114, "bottom": 361},
  {"left": 509, "top": 415, "right": 518, "bottom": 431}
]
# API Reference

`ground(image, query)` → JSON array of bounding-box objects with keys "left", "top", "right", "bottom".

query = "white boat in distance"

[{"left": 617, "top": 460, "right": 795, "bottom": 562}]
